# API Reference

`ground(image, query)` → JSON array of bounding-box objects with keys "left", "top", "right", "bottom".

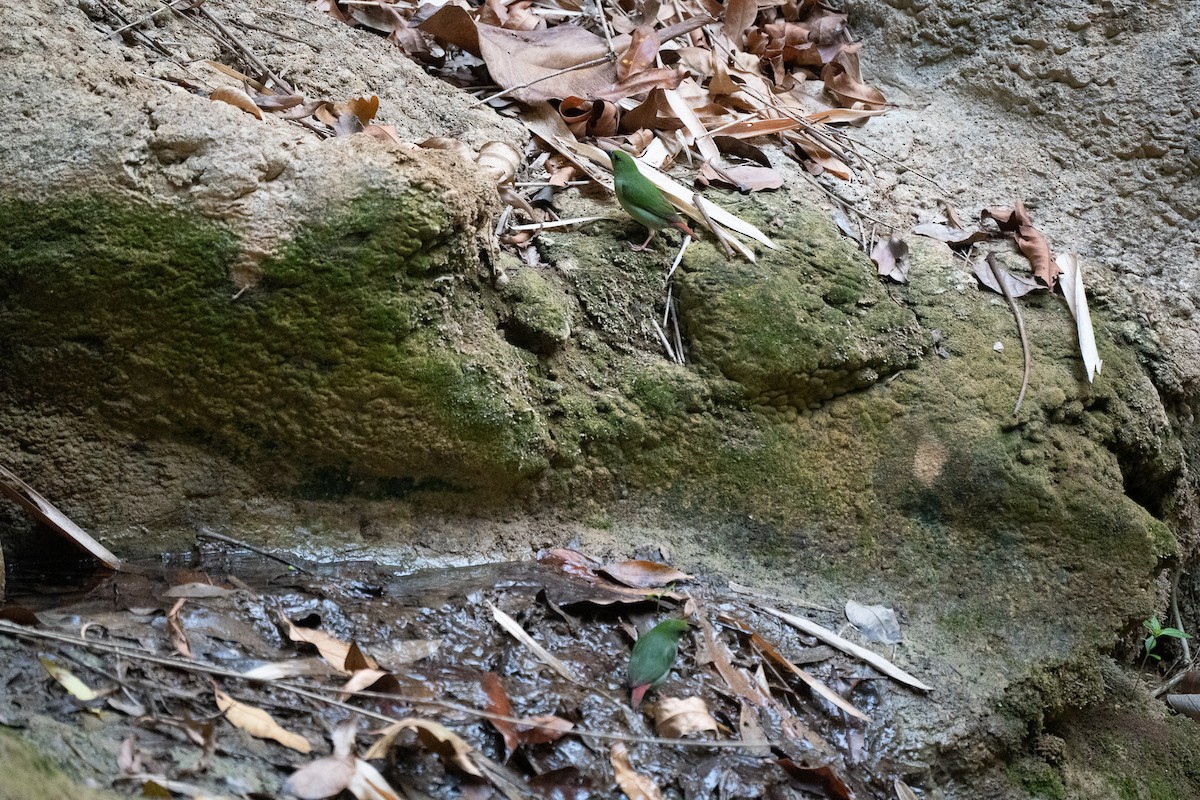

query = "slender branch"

[
  {"left": 987, "top": 253, "right": 1030, "bottom": 416},
  {"left": 1172, "top": 568, "right": 1192, "bottom": 664},
  {"left": 195, "top": 528, "right": 315, "bottom": 575}
]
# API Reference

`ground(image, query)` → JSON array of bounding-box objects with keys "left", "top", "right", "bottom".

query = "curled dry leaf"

[
  {"left": 610, "top": 743, "right": 664, "bottom": 800},
  {"left": 210, "top": 87, "right": 263, "bottom": 120},
  {"left": 281, "top": 613, "right": 377, "bottom": 673},
  {"left": 477, "top": 141, "right": 522, "bottom": 185},
  {"left": 777, "top": 759, "right": 854, "bottom": 800},
  {"left": 598, "top": 560, "right": 693, "bottom": 589},
  {"left": 166, "top": 598, "right": 192, "bottom": 660},
  {"left": 981, "top": 200, "right": 1058, "bottom": 287},
  {"left": 653, "top": 696, "right": 720, "bottom": 737},
  {"left": 481, "top": 672, "right": 519, "bottom": 761},
  {"left": 911, "top": 222, "right": 991, "bottom": 248},
  {"left": 871, "top": 236, "right": 909, "bottom": 283},
  {"left": 972, "top": 256, "right": 1042, "bottom": 299},
  {"left": 215, "top": 688, "right": 311, "bottom": 753},
  {"left": 845, "top": 599, "right": 903, "bottom": 645}
]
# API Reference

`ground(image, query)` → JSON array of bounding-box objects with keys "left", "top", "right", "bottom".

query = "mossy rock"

[
  {"left": 0, "top": 729, "right": 120, "bottom": 800},
  {"left": 0, "top": 194, "right": 550, "bottom": 495},
  {"left": 500, "top": 265, "right": 572, "bottom": 354}
]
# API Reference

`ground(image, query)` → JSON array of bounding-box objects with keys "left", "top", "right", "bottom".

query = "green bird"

[
  {"left": 627, "top": 617, "right": 691, "bottom": 707},
  {"left": 609, "top": 149, "right": 697, "bottom": 251}
]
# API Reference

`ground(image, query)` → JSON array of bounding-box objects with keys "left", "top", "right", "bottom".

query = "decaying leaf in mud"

[
  {"left": 845, "top": 599, "right": 902, "bottom": 645},
  {"left": 162, "top": 582, "right": 235, "bottom": 599},
  {"left": 489, "top": 600, "right": 582, "bottom": 682},
  {"left": 40, "top": 656, "right": 104, "bottom": 703},
  {"left": 871, "top": 236, "right": 909, "bottom": 283},
  {"left": 517, "top": 714, "right": 575, "bottom": 744},
  {"left": 653, "top": 696, "right": 720, "bottom": 737},
  {"left": 209, "top": 87, "right": 263, "bottom": 119},
  {"left": 599, "top": 560, "right": 694, "bottom": 589},
  {"left": 611, "top": 743, "right": 665, "bottom": 800},
  {"left": 777, "top": 759, "right": 854, "bottom": 800},
  {"left": 1055, "top": 252, "right": 1102, "bottom": 383},
  {"left": 365, "top": 718, "right": 482, "bottom": 777},
  {"left": 972, "top": 256, "right": 1042, "bottom": 299},
  {"left": 981, "top": 201, "right": 1058, "bottom": 288},
  {"left": 481, "top": 672, "right": 520, "bottom": 761},
  {"left": 281, "top": 613, "right": 377, "bottom": 673},
  {"left": 214, "top": 688, "right": 311, "bottom": 753}
]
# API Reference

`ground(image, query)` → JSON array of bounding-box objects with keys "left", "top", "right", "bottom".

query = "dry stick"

[
  {"left": 1171, "top": 567, "right": 1192, "bottom": 665},
  {"left": 232, "top": 19, "right": 314, "bottom": 48},
  {"left": 0, "top": 620, "right": 779, "bottom": 749},
  {"left": 105, "top": 0, "right": 200, "bottom": 37},
  {"left": 195, "top": 5, "right": 294, "bottom": 94},
  {"left": 651, "top": 319, "right": 678, "bottom": 363},
  {"left": 194, "top": 528, "right": 315, "bottom": 575},
  {"left": 798, "top": 171, "right": 896, "bottom": 231},
  {"left": 0, "top": 464, "right": 122, "bottom": 570},
  {"left": 594, "top": 0, "right": 617, "bottom": 58},
  {"left": 692, "top": 192, "right": 736, "bottom": 257},
  {"left": 987, "top": 252, "right": 1031, "bottom": 416}
]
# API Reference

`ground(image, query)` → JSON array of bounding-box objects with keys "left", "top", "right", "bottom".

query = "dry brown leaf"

[
  {"left": 167, "top": 598, "right": 193, "bottom": 660},
  {"left": 981, "top": 200, "right": 1058, "bottom": 287},
  {"left": 286, "top": 755, "right": 355, "bottom": 800},
  {"left": 281, "top": 614, "right": 372, "bottom": 673},
  {"left": 477, "top": 141, "right": 522, "bottom": 185},
  {"left": 0, "top": 465, "right": 122, "bottom": 569},
  {"left": 40, "top": 656, "right": 102, "bottom": 703},
  {"left": 699, "top": 162, "right": 785, "bottom": 192},
  {"left": 210, "top": 87, "right": 263, "bottom": 120},
  {"left": 723, "top": 0, "right": 759, "bottom": 43},
  {"left": 419, "top": 8, "right": 614, "bottom": 102},
  {"left": 610, "top": 743, "right": 664, "bottom": 800},
  {"left": 895, "top": 779, "right": 920, "bottom": 800},
  {"left": 911, "top": 222, "right": 991, "bottom": 248},
  {"left": 481, "top": 673, "right": 519, "bottom": 761},
  {"left": 871, "top": 236, "right": 910, "bottom": 283},
  {"left": 517, "top": 714, "right": 575, "bottom": 744},
  {"left": 618, "top": 26, "right": 660, "bottom": 82},
  {"left": 972, "top": 256, "right": 1042, "bottom": 299},
  {"left": 215, "top": 688, "right": 311, "bottom": 753},
  {"left": 821, "top": 60, "right": 887, "bottom": 109},
  {"left": 598, "top": 560, "right": 693, "bottom": 588},
  {"left": 488, "top": 601, "right": 581, "bottom": 682},
  {"left": 364, "top": 718, "right": 482, "bottom": 777},
  {"left": 653, "top": 696, "right": 720, "bottom": 737},
  {"left": 558, "top": 96, "right": 620, "bottom": 138}
]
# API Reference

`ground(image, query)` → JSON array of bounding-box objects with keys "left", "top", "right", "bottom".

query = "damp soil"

[{"left": 0, "top": 544, "right": 927, "bottom": 799}]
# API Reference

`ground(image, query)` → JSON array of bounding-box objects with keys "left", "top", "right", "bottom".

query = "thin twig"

[
  {"left": 987, "top": 253, "right": 1030, "bottom": 416},
  {"left": 651, "top": 319, "right": 678, "bottom": 363},
  {"left": 105, "top": 0, "right": 199, "bottom": 38},
  {"left": 1172, "top": 568, "right": 1192, "bottom": 664},
  {"left": 594, "top": 0, "right": 617, "bottom": 58},
  {"left": 195, "top": 528, "right": 315, "bottom": 575},
  {"left": 195, "top": 5, "right": 294, "bottom": 94},
  {"left": 231, "top": 18, "right": 315, "bottom": 48}
]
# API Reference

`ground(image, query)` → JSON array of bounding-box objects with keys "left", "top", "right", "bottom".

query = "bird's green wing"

[
  {"left": 611, "top": 152, "right": 681, "bottom": 229},
  {"left": 627, "top": 619, "right": 689, "bottom": 687}
]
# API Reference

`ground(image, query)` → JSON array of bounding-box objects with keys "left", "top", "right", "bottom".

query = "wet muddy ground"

[{"left": 0, "top": 543, "right": 933, "bottom": 799}]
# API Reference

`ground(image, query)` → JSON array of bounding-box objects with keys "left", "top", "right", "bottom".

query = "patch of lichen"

[
  {"left": 0, "top": 194, "right": 549, "bottom": 493},
  {"left": 499, "top": 264, "right": 572, "bottom": 354},
  {"left": 0, "top": 729, "right": 120, "bottom": 800}
]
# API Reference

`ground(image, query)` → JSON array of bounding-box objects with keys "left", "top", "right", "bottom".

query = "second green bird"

[
  {"left": 609, "top": 149, "right": 696, "bottom": 251},
  {"left": 627, "top": 617, "right": 691, "bottom": 707}
]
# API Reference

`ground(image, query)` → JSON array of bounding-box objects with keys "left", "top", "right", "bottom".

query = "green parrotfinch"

[
  {"left": 627, "top": 617, "right": 691, "bottom": 707},
  {"left": 609, "top": 149, "right": 696, "bottom": 251}
]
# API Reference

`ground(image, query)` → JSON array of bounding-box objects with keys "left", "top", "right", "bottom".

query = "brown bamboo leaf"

[
  {"left": 871, "top": 236, "right": 909, "bottom": 283},
  {"left": 594, "top": 68, "right": 688, "bottom": 102},
  {"left": 281, "top": 614, "right": 355, "bottom": 672},
  {"left": 821, "top": 61, "right": 886, "bottom": 109},
  {"left": 210, "top": 87, "right": 263, "bottom": 120},
  {"left": 715, "top": 117, "right": 804, "bottom": 138},
  {"left": 1016, "top": 223, "right": 1058, "bottom": 288},
  {"left": 610, "top": 743, "right": 664, "bottom": 800},
  {"left": 652, "top": 696, "right": 720, "bottom": 738},
  {"left": 215, "top": 689, "right": 312, "bottom": 753},
  {"left": 713, "top": 136, "right": 772, "bottom": 167},
  {"left": 481, "top": 673, "right": 520, "bottom": 761},
  {"left": 620, "top": 89, "right": 686, "bottom": 133},
  {"left": 598, "top": 560, "right": 693, "bottom": 588},
  {"left": 1055, "top": 252, "right": 1102, "bottom": 383},
  {"left": 699, "top": 162, "right": 785, "bottom": 192},
  {"left": 618, "top": 26, "right": 660, "bottom": 82}
]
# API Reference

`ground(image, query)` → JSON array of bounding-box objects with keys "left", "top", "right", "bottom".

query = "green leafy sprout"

[{"left": 1143, "top": 616, "right": 1191, "bottom": 662}]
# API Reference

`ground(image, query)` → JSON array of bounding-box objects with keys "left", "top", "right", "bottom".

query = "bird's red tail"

[
  {"left": 672, "top": 220, "right": 697, "bottom": 238},
  {"left": 630, "top": 684, "right": 650, "bottom": 708}
]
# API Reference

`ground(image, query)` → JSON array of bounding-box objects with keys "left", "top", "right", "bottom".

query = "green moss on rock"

[
  {"left": 500, "top": 266, "right": 572, "bottom": 354},
  {"left": 0, "top": 194, "right": 549, "bottom": 493}
]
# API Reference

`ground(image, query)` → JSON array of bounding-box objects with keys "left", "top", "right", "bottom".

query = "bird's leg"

[{"left": 630, "top": 229, "right": 656, "bottom": 252}]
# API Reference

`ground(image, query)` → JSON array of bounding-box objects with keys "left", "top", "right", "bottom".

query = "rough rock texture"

[{"left": 1, "top": 0, "right": 1199, "bottom": 798}]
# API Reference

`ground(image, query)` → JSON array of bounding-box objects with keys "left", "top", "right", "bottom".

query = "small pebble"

[{"left": 993, "top": 341, "right": 1004, "bottom": 352}]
